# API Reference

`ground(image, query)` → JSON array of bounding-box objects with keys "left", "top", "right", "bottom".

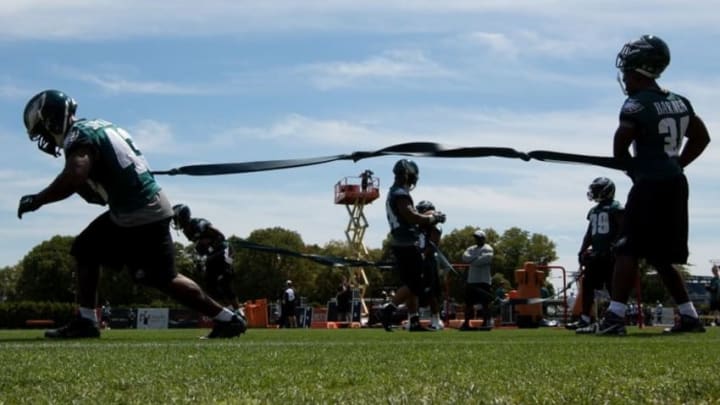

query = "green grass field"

[{"left": 0, "top": 326, "right": 718, "bottom": 404}]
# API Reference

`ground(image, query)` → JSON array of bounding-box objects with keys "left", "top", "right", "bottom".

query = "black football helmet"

[
  {"left": 172, "top": 204, "right": 192, "bottom": 229},
  {"left": 416, "top": 200, "right": 435, "bottom": 213},
  {"left": 23, "top": 90, "right": 78, "bottom": 157},
  {"left": 393, "top": 159, "right": 419, "bottom": 189},
  {"left": 616, "top": 35, "right": 670, "bottom": 79},
  {"left": 587, "top": 177, "right": 615, "bottom": 202}
]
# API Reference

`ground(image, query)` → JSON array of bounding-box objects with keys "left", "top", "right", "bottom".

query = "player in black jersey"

[
  {"left": 571, "top": 177, "right": 623, "bottom": 333},
  {"left": 382, "top": 159, "right": 446, "bottom": 332},
  {"left": 172, "top": 204, "right": 243, "bottom": 315},
  {"left": 595, "top": 35, "right": 710, "bottom": 336}
]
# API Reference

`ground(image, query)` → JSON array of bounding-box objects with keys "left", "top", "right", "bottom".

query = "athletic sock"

[
  {"left": 213, "top": 308, "right": 235, "bottom": 322},
  {"left": 79, "top": 307, "right": 98, "bottom": 324},
  {"left": 677, "top": 302, "right": 699, "bottom": 318},
  {"left": 607, "top": 301, "right": 627, "bottom": 318}
]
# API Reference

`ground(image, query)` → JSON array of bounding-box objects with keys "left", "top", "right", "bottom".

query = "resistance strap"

[
  {"left": 153, "top": 142, "right": 624, "bottom": 176},
  {"left": 235, "top": 240, "right": 394, "bottom": 269}
]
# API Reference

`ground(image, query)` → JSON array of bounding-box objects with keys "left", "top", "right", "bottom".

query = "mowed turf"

[{"left": 0, "top": 326, "right": 718, "bottom": 404}]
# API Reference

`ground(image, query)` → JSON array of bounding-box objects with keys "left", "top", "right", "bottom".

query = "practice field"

[{"left": 0, "top": 326, "right": 718, "bottom": 404}]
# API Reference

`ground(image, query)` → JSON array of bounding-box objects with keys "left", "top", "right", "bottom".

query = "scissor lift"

[{"left": 334, "top": 170, "right": 380, "bottom": 318}]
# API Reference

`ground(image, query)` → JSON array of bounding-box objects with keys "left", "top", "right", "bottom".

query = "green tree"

[
  {"left": 231, "top": 228, "right": 310, "bottom": 302},
  {"left": 15, "top": 235, "right": 76, "bottom": 302},
  {"left": 434, "top": 226, "right": 557, "bottom": 302},
  {"left": 309, "top": 240, "right": 386, "bottom": 304},
  {"left": 493, "top": 227, "right": 557, "bottom": 285},
  {"left": 0, "top": 265, "right": 21, "bottom": 301}
]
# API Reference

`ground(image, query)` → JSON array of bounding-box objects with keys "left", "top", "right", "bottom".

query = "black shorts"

[
  {"left": 71, "top": 212, "right": 177, "bottom": 289},
  {"left": 465, "top": 282, "right": 492, "bottom": 307},
  {"left": 204, "top": 254, "right": 236, "bottom": 300},
  {"left": 282, "top": 303, "right": 296, "bottom": 317},
  {"left": 583, "top": 254, "right": 614, "bottom": 292},
  {"left": 615, "top": 175, "right": 689, "bottom": 264},
  {"left": 392, "top": 246, "right": 424, "bottom": 296}
]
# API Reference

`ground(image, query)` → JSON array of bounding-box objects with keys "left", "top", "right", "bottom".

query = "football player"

[
  {"left": 18, "top": 90, "right": 246, "bottom": 339},
  {"left": 595, "top": 35, "right": 710, "bottom": 335},
  {"left": 416, "top": 200, "right": 444, "bottom": 330},
  {"left": 172, "top": 204, "right": 243, "bottom": 315},
  {"left": 382, "top": 159, "right": 446, "bottom": 332},
  {"left": 571, "top": 177, "right": 623, "bottom": 333}
]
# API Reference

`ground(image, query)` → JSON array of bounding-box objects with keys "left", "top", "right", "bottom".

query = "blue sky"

[{"left": 1, "top": 1, "right": 719, "bottom": 291}]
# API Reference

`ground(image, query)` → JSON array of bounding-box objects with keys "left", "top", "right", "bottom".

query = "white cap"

[
  {"left": 473, "top": 230, "right": 486, "bottom": 239},
  {"left": 286, "top": 280, "right": 292, "bottom": 285}
]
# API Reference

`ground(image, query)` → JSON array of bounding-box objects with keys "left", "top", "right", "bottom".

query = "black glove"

[
  {"left": 432, "top": 211, "right": 447, "bottom": 224},
  {"left": 18, "top": 194, "right": 41, "bottom": 219}
]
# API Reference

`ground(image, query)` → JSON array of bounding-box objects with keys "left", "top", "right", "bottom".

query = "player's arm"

[
  {"left": 19, "top": 146, "right": 93, "bottom": 216},
  {"left": 679, "top": 115, "right": 710, "bottom": 168},
  {"left": 578, "top": 224, "right": 592, "bottom": 263},
  {"left": 613, "top": 120, "right": 636, "bottom": 161},
  {"left": 461, "top": 246, "right": 478, "bottom": 263},
  {"left": 38, "top": 145, "right": 93, "bottom": 205}
]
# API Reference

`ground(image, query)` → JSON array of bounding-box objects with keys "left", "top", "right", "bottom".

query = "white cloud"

[
  {"left": 0, "top": 82, "right": 30, "bottom": 100},
  {"left": 305, "top": 50, "right": 454, "bottom": 90},
  {"left": 129, "top": 120, "right": 177, "bottom": 154},
  {"left": 52, "top": 66, "right": 215, "bottom": 95},
  {"left": 2, "top": 1, "right": 719, "bottom": 41}
]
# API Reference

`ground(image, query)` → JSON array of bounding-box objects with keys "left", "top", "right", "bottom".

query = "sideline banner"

[{"left": 136, "top": 308, "right": 169, "bottom": 329}]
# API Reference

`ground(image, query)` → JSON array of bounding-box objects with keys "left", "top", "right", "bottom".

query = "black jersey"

[
  {"left": 385, "top": 184, "right": 420, "bottom": 246},
  {"left": 619, "top": 89, "right": 695, "bottom": 181}
]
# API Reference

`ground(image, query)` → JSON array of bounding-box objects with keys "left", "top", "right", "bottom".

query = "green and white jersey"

[
  {"left": 586, "top": 200, "right": 623, "bottom": 255},
  {"left": 619, "top": 89, "right": 695, "bottom": 181},
  {"left": 64, "top": 119, "right": 161, "bottom": 215}
]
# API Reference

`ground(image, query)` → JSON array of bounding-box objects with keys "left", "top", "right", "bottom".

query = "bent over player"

[
  {"left": 173, "top": 204, "right": 243, "bottom": 314},
  {"left": 18, "top": 89, "right": 246, "bottom": 339}
]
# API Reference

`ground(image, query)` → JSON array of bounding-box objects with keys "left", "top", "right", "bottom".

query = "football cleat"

[
  {"left": 203, "top": 314, "right": 247, "bottom": 339},
  {"left": 45, "top": 316, "right": 100, "bottom": 339},
  {"left": 663, "top": 314, "right": 706, "bottom": 334},
  {"left": 595, "top": 311, "right": 627, "bottom": 336},
  {"left": 458, "top": 323, "right": 479, "bottom": 331},
  {"left": 380, "top": 304, "right": 395, "bottom": 332}
]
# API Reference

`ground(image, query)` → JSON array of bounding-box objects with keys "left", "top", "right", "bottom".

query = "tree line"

[
  {"left": 0, "top": 225, "right": 679, "bottom": 307},
  {"left": 0, "top": 225, "right": 558, "bottom": 307}
]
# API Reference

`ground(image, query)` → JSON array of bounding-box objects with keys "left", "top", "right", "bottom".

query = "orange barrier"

[
  {"left": 244, "top": 299, "right": 269, "bottom": 328},
  {"left": 447, "top": 319, "right": 485, "bottom": 329},
  {"left": 25, "top": 319, "right": 55, "bottom": 328},
  {"left": 514, "top": 262, "right": 545, "bottom": 328},
  {"left": 310, "top": 307, "right": 329, "bottom": 328}
]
